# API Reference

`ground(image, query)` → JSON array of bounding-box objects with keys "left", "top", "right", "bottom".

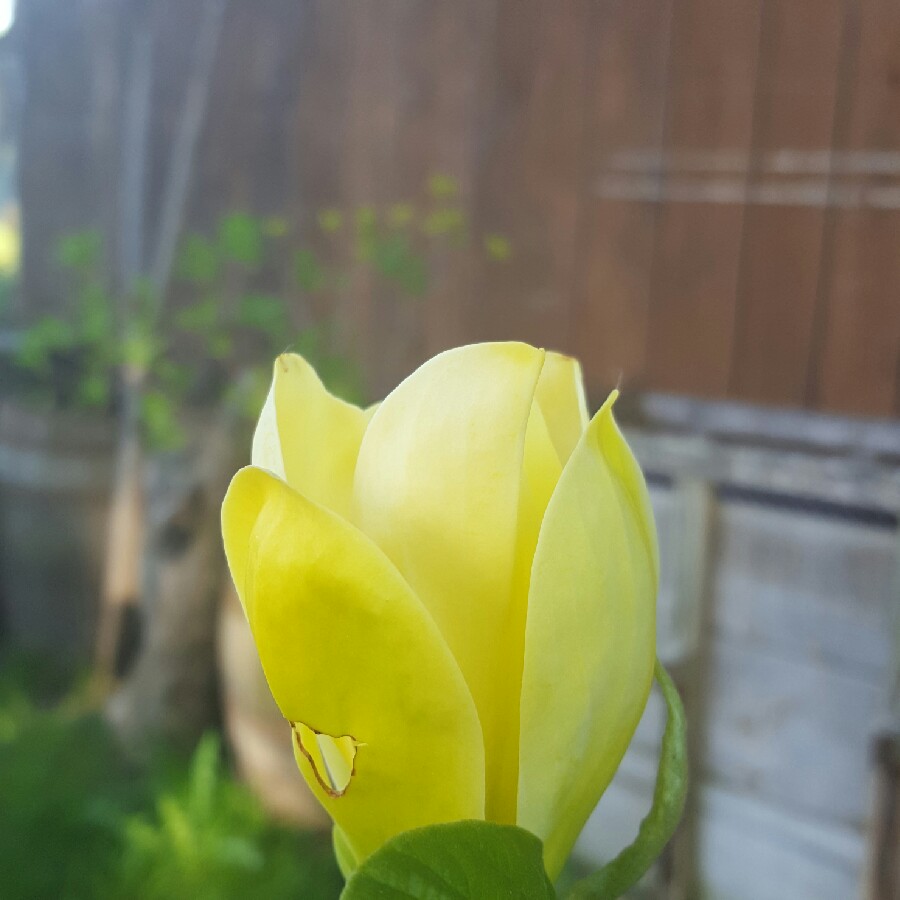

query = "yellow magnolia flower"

[{"left": 222, "top": 342, "right": 658, "bottom": 880}]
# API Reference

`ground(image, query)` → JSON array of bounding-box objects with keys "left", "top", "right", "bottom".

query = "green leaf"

[
  {"left": 370, "top": 235, "right": 428, "bottom": 296},
  {"left": 567, "top": 661, "right": 688, "bottom": 900},
  {"left": 188, "top": 734, "right": 221, "bottom": 823},
  {"left": 318, "top": 208, "right": 344, "bottom": 233},
  {"left": 294, "top": 249, "right": 326, "bottom": 293},
  {"left": 141, "top": 389, "right": 185, "bottom": 452},
  {"left": 217, "top": 212, "right": 264, "bottom": 268},
  {"left": 387, "top": 203, "right": 414, "bottom": 228},
  {"left": 263, "top": 216, "right": 289, "bottom": 238},
  {"left": 154, "top": 359, "right": 192, "bottom": 395},
  {"left": 15, "top": 317, "right": 75, "bottom": 373},
  {"left": 123, "top": 327, "right": 160, "bottom": 370},
  {"left": 76, "top": 282, "right": 114, "bottom": 344},
  {"left": 176, "top": 233, "right": 220, "bottom": 284},
  {"left": 341, "top": 820, "right": 556, "bottom": 900},
  {"left": 75, "top": 371, "right": 110, "bottom": 409},
  {"left": 238, "top": 294, "right": 290, "bottom": 341},
  {"left": 57, "top": 229, "right": 103, "bottom": 272},
  {"left": 208, "top": 332, "right": 233, "bottom": 360},
  {"left": 354, "top": 206, "right": 377, "bottom": 232},
  {"left": 427, "top": 173, "right": 459, "bottom": 200},
  {"left": 423, "top": 207, "right": 465, "bottom": 238},
  {"left": 371, "top": 234, "right": 410, "bottom": 277},
  {"left": 175, "top": 297, "right": 219, "bottom": 333},
  {"left": 483, "top": 234, "right": 512, "bottom": 262}
]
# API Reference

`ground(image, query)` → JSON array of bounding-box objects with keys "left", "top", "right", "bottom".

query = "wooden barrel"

[
  {"left": 217, "top": 579, "right": 330, "bottom": 829},
  {"left": 0, "top": 400, "right": 115, "bottom": 662}
]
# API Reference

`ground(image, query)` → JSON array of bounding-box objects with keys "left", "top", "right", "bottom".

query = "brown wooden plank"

[
  {"left": 16, "top": 0, "right": 122, "bottom": 318},
  {"left": 728, "top": 0, "right": 846, "bottom": 407},
  {"left": 285, "top": 0, "right": 365, "bottom": 342},
  {"left": 815, "top": 0, "right": 900, "bottom": 418},
  {"left": 415, "top": 3, "right": 500, "bottom": 362},
  {"left": 643, "top": 0, "right": 763, "bottom": 399},
  {"left": 195, "top": 1, "right": 307, "bottom": 219},
  {"left": 363, "top": 1, "right": 499, "bottom": 392},
  {"left": 466, "top": 0, "right": 589, "bottom": 355},
  {"left": 572, "top": 0, "right": 674, "bottom": 402},
  {"left": 337, "top": 0, "right": 412, "bottom": 396}
]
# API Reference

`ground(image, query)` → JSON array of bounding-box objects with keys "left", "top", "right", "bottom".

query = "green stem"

[{"left": 567, "top": 660, "right": 688, "bottom": 900}]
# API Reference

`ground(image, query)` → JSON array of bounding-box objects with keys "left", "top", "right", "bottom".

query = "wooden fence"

[
  {"left": 7, "top": 2, "right": 900, "bottom": 895},
  {"left": 582, "top": 402, "right": 900, "bottom": 899},
  {"left": 12, "top": 0, "right": 900, "bottom": 418}
]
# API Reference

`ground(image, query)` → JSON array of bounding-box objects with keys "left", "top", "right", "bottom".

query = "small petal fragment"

[
  {"left": 222, "top": 466, "right": 485, "bottom": 864},
  {"left": 517, "top": 394, "right": 658, "bottom": 878},
  {"left": 292, "top": 724, "right": 358, "bottom": 797}
]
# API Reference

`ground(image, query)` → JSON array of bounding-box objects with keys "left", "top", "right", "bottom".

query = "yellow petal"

[
  {"left": 517, "top": 393, "right": 658, "bottom": 878},
  {"left": 222, "top": 466, "right": 485, "bottom": 864},
  {"left": 353, "top": 342, "right": 546, "bottom": 824},
  {"left": 251, "top": 354, "right": 369, "bottom": 520},
  {"left": 534, "top": 351, "right": 589, "bottom": 465}
]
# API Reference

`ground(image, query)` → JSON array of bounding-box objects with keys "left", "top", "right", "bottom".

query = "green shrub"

[{"left": 0, "top": 661, "right": 343, "bottom": 899}]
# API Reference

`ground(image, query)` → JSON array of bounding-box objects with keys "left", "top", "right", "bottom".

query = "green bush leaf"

[
  {"left": 141, "top": 389, "right": 185, "bottom": 452},
  {"left": 317, "top": 208, "right": 344, "bottom": 233},
  {"left": 387, "top": 203, "right": 414, "bottom": 228},
  {"left": 15, "top": 316, "right": 76, "bottom": 373},
  {"left": 567, "top": 660, "right": 688, "bottom": 899},
  {"left": 341, "top": 820, "right": 556, "bottom": 900},
  {"left": 175, "top": 297, "right": 219, "bottom": 333},
  {"left": 422, "top": 207, "right": 465, "bottom": 238},
  {"left": 217, "top": 213, "right": 264, "bottom": 268},
  {"left": 294, "top": 249, "right": 326, "bottom": 293},
  {"left": 483, "top": 234, "right": 512, "bottom": 262},
  {"left": 57, "top": 229, "right": 103, "bottom": 272},
  {"left": 176, "top": 234, "right": 220, "bottom": 284},
  {"left": 76, "top": 371, "right": 110, "bottom": 409},
  {"left": 76, "top": 283, "right": 114, "bottom": 344},
  {"left": 238, "top": 294, "right": 290, "bottom": 342},
  {"left": 427, "top": 172, "right": 459, "bottom": 200}
]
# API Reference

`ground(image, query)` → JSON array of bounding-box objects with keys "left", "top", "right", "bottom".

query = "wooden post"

[
  {"left": 661, "top": 476, "right": 717, "bottom": 900},
  {"left": 865, "top": 524, "right": 900, "bottom": 900}
]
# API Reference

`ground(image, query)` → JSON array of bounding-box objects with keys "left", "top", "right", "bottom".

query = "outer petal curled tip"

[
  {"left": 517, "top": 393, "right": 658, "bottom": 878},
  {"left": 221, "top": 466, "right": 485, "bottom": 865},
  {"left": 252, "top": 353, "right": 370, "bottom": 520},
  {"left": 354, "top": 341, "right": 545, "bottom": 824}
]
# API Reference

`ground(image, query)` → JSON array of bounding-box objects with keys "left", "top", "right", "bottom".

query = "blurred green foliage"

[
  {"left": 0, "top": 656, "right": 342, "bottom": 900},
  {"left": 0, "top": 173, "right": 510, "bottom": 450}
]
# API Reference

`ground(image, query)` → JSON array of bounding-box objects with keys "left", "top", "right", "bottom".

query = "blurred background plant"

[
  {"left": 0, "top": 173, "right": 506, "bottom": 451},
  {"left": 0, "top": 653, "right": 343, "bottom": 900}
]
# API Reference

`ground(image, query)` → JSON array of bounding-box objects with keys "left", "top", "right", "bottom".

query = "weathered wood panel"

[
  {"left": 728, "top": 0, "right": 846, "bottom": 405},
  {"left": 642, "top": 0, "right": 763, "bottom": 398},
  {"left": 815, "top": 0, "right": 900, "bottom": 417},
  {"left": 415, "top": 3, "right": 499, "bottom": 360},
  {"left": 574, "top": 451, "right": 897, "bottom": 899},
  {"left": 15, "top": 0, "right": 900, "bottom": 420},
  {"left": 711, "top": 502, "right": 894, "bottom": 683},
  {"left": 467, "top": 0, "right": 586, "bottom": 355},
  {"left": 572, "top": 0, "right": 673, "bottom": 393}
]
